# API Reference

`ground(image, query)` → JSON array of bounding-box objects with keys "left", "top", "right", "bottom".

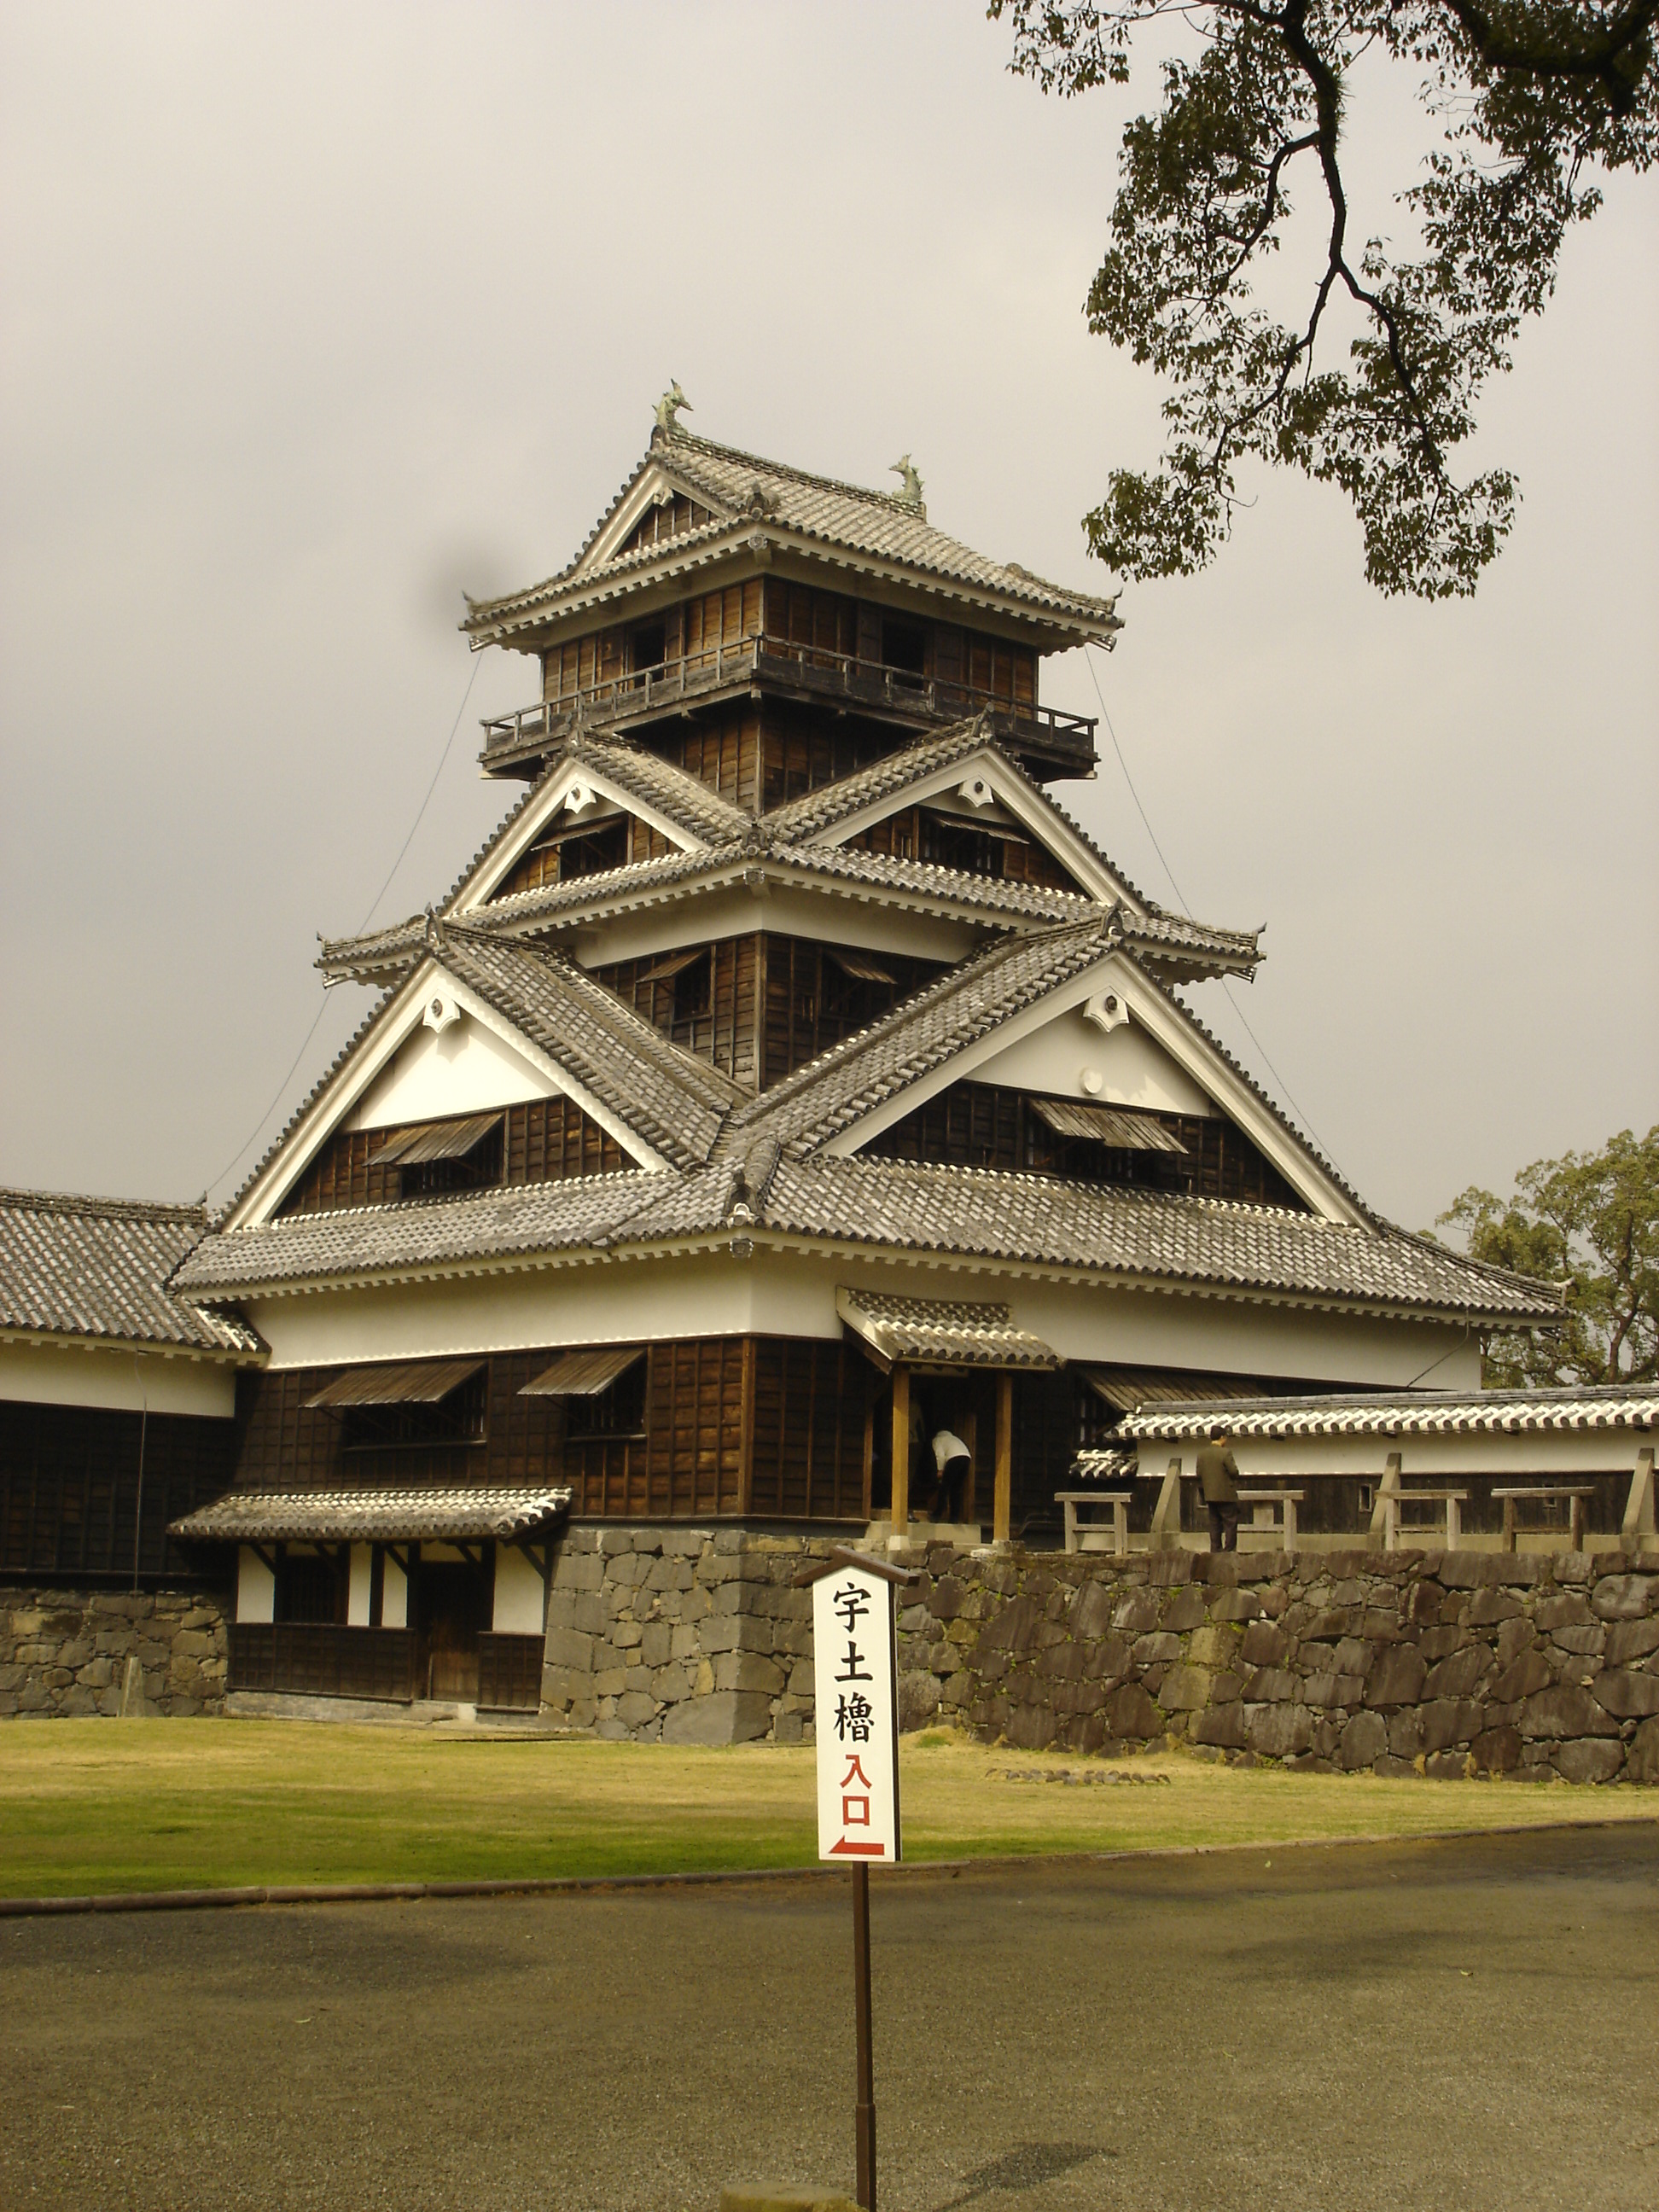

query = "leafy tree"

[
  {"left": 991, "top": 1, "right": 1657, "bottom": 596},
  {"left": 1437, "top": 1125, "right": 1659, "bottom": 1385}
]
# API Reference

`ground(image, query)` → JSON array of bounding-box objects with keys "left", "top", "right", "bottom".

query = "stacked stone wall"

[
  {"left": 540, "top": 1526, "right": 831, "bottom": 1743},
  {"left": 894, "top": 1543, "right": 1659, "bottom": 1784},
  {"left": 540, "top": 1530, "right": 1659, "bottom": 1779},
  {"left": 0, "top": 1588, "right": 228, "bottom": 1717}
]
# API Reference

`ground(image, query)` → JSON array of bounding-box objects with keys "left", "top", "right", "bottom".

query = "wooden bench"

[
  {"left": 1375, "top": 1487, "right": 1470, "bottom": 1551},
  {"left": 1235, "top": 1489, "right": 1304, "bottom": 1551},
  {"left": 1057, "top": 1491, "right": 1130, "bottom": 1558},
  {"left": 1491, "top": 1485, "right": 1595, "bottom": 1552}
]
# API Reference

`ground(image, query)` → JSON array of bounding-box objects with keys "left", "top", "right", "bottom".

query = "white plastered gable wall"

[
  {"left": 227, "top": 958, "right": 668, "bottom": 1231},
  {"left": 829, "top": 949, "right": 1364, "bottom": 1226}
]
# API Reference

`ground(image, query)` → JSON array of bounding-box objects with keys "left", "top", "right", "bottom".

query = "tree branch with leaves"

[
  {"left": 1435, "top": 1125, "right": 1659, "bottom": 1385},
  {"left": 991, "top": 0, "right": 1657, "bottom": 595}
]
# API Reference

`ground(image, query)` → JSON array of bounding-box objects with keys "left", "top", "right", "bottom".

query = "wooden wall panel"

[
  {"left": 646, "top": 705, "right": 761, "bottom": 812},
  {"left": 759, "top": 935, "right": 945, "bottom": 1088},
  {"left": 0, "top": 1400, "right": 238, "bottom": 1582},
  {"left": 864, "top": 1080, "right": 1307, "bottom": 1209},
  {"left": 847, "top": 806, "right": 1080, "bottom": 894},
  {"left": 279, "top": 1099, "right": 624, "bottom": 1219},
  {"left": 759, "top": 704, "right": 891, "bottom": 812},
  {"left": 748, "top": 1338, "right": 870, "bottom": 1521},
  {"left": 591, "top": 936, "right": 758, "bottom": 1087}
]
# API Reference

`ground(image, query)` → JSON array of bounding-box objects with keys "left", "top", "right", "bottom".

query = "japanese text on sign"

[{"left": 812, "top": 1561, "right": 901, "bottom": 1863}]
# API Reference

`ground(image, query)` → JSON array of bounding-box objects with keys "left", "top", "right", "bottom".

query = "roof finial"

[
  {"left": 889, "top": 452, "right": 925, "bottom": 512},
  {"left": 655, "top": 381, "right": 691, "bottom": 434}
]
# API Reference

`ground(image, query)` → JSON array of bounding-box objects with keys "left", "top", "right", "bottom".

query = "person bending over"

[{"left": 929, "top": 1427, "right": 971, "bottom": 1524}]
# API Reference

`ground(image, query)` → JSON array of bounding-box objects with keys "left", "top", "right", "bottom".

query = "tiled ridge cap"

[{"left": 0, "top": 1188, "right": 208, "bottom": 1225}]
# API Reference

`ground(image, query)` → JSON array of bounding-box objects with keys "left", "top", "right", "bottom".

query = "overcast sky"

[{"left": 3, "top": 2, "right": 1655, "bottom": 1234}]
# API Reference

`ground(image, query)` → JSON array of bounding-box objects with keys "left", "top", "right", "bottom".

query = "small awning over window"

[
  {"left": 1079, "top": 1366, "right": 1273, "bottom": 1414},
  {"left": 304, "top": 1358, "right": 486, "bottom": 1411},
  {"left": 520, "top": 1346, "right": 646, "bottom": 1397},
  {"left": 1029, "top": 1099, "right": 1187, "bottom": 1152},
  {"left": 369, "top": 1113, "right": 502, "bottom": 1167},
  {"left": 635, "top": 947, "right": 706, "bottom": 985},
  {"left": 170, "top": 1484, "right": 570, "bottom": 1545},
  {"left": 835, "top": 1289, "right": 1060, "bottom": 1372},
  {"left": 828, "top": 948, "right": 895, "bottom": 986}
]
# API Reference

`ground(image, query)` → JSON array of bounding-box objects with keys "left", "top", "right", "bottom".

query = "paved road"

[{"left": 3, "top": 1824, "right": 1656, "bottom": 2212}]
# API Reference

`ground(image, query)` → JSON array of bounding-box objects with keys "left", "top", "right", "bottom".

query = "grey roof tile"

[
  {"left": 175, "top": 1170, "right": 670, "bottom": 1294},
  {"left": 175, "top": 1150, "right": 1558, "bottom": 1325},
  {"left": 1117, "top": 1382, "right": 1650, "bottom": 1441},
  {"left": 732, "top": 916, "right": 1122, "bottom": 1158},
  {"left": 171, "top": 1484, "right": 571, "bottom": 1543},
  {"left": 432, "top": 931, "right": 738, "bottom": 1167},
  {"left": 463, "top": 428, "right": 1123, "bottom": 643},
  {"left": 0, "top": 1189, "right": 263, "bottom": 1353}
]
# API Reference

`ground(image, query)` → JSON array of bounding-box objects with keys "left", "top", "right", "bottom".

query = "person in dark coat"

[{"left": 1196, "top": 1430, "right": 1241, "bottom": 1551}]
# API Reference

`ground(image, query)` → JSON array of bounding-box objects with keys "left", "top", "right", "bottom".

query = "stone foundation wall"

[
  {"left": 540, "top": 1526, "right": 832, "bottom": 1743},
  {"left": 895, "top": 1542, "right": 1659, "bottom": 1784},
  {"left": 540, "top": 1530, "right": 1659, "bottom": 1781},
  {"left": 0, "top": 1588, "right": 229, "bottom": 1717}
]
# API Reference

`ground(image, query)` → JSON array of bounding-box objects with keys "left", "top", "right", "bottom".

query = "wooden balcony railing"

[{"left": 480, "top": 637, "right": 1097, "bottom": 762}]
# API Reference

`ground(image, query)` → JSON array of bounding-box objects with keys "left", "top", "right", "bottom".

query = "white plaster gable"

[
  {"left": 454, "top": 758, "right": 701, "bottom": 913},
  {"left": 228, "top": 957, "right": 667, "bottom": 1229},
  {"left": 974, "top": 1004, "right": 1214, "bottom": 1118},
  {"left": 812, "top": 743, "right": 1133, "bottom": 907},
  {"left": 831, "top": 950, "right": 1365, "bottom": 1226},
  {"left": 351, "top": 1011, "right": 555, "bottom": 1131}
]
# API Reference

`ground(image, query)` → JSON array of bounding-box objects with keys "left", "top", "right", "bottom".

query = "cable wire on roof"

[
  {"left": 205, "top": 653, "right": 484, "bottom": 1200},
  {"left": 1084, "top": 646, "right": 1336, "bottom": 1164}
]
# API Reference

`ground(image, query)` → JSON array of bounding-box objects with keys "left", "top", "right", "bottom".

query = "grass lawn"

[{"left": 0, "top": 1720, "right": 1650, "bottom": 1899}]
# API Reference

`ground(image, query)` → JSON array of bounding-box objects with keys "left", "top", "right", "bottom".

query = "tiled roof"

[
  {"left": 171, "top": 1485, "right": 571, "bottom": 1543},
  {"left": 0, "top": 1189, "right": 262, "bottom": 1354},
  {"left": 174, "top": 1170, "right": 670, "bottom": 1294},
  {"left": 462, "top": 426, "right": 1123, "bottom": 645},
  {"left": 732, "top": 915, "right": 1124, "bottom": 1158},
  {"left": 436, "top": 930, "right": 736, "bottom": 1168},
  {"left": 175, "top": 1149, "right": 1558, "bottom": 1325},
  {"left": 752, "top": 1158, "right": 1561, "bottom": 1323},
  {"left": 835, "top": 1289, "right": 1062, "bottom": 1370},
  {"left": 1118, "top": 1384, "right": 1656, "bottom": 1443}
]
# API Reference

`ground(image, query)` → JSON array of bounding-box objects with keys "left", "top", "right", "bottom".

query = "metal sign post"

[{"left": 798, "top": 1547, "right": 919, "bottom": 2212}]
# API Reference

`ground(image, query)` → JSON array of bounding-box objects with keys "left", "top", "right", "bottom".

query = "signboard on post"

[
  {"left": 797, "top": 1547, "right": 919, "bottom": 2212},
  {"left": 812, "top": 1558, "right": 902, "bottom": 1864}
]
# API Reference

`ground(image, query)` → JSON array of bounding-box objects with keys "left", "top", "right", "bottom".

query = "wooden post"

[
  {"left": 1150, "top": 1458, "right": 1183, "bottom": 1550},
  {"left": 853, "top": 1860, "right": 876, "bottom": 2209},
  {"left": 1623, "top": 1447, "right": 1656, "bottom": 1546},
  {"left": 890, "top": 1366, "right": 909, "bottom": 1538},
  {"left": 993, "top": 1372, "right": 1013, "bottom": 1545},
  {"left": 1370, "top": 1452, "right": 1402, "bottom": 1550}
]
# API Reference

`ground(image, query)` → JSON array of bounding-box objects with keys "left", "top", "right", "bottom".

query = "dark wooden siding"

[
  {"left": 759, "top": 702, "right": 891, "bottom": 812},
  {"left": 762, "top": 579, "right": 859, "bottom": 663},
  {"left": 542, "top": 627, "right": 626, "bottom": 703},
  {"left": 847, "top": 804, "right": 1080, "bottom": 893},
  {"left": 748, "top": 1338, "right": 870, "bottom": 1521},
  {"left": 231, "top": 1351, "right": 568, "bottom": 1496},
  {"left": 492, "top": 812, "right": 670, "bottom": 900},
  {"left": 864, "top": 1080, "right": 1309, "bottom": 1209},
  {"left": 0, "top": 1400, "right": 238, "bottom": 1583},
  {"left": 614, "top": 494, "right": 713, "bottom": 560},
  {"left": 591, "top": 937, "right": 758, "bottom": 1086},
  {"left": 758, "top": 935, "right": 946, "bottom": 1088},
  {"left": 645, "top": 704, "right": 762, "bottom": 812},
  {"left": 278, "top": 1098, "right": 626, "bottom": 1219}
]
